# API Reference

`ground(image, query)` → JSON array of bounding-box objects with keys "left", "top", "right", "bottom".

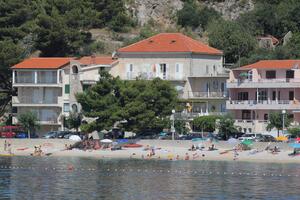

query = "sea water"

[{"left": 0, "top": 157, "right": 299, "bottom": 200}]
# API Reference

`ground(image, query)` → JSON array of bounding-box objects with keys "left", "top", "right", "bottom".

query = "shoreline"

[{"left": 0, "top": 139, "right": 299, "bottom": 164}]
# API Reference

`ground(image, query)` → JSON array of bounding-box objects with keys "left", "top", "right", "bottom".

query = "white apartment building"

[
  {"left": 11, "top": 57, "right": 117, "bottom": 135},
  {"left": 112, "top": 33, "right": 228, "bottom": 117}
]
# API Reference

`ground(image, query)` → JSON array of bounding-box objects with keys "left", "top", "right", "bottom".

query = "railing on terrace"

[
  {"left": 229, "top": 100, "right": 292, "bottom": 105},
  {"left": 235, "top": 119, "right": 269, "bottom": 124},
  {"left": 14, "top": 96, "right": 59, "bottom": 104},
  {"left": 190, "top": 91, "right": 228, "bottom": 98},
  {"left": 230, "top": 78, "right": 300, "bottom": 84}
]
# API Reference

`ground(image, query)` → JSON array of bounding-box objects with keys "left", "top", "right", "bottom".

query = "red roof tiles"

[
  {"left": 118, "top": 33, "right": 222, "bottom": 55},
  {"left": 77, "top": 56, "right": 117, "bottom": 65},
  {"left": 12, "top": 58, "right": 72, "bottom": 69},
  {"left": 237, "top": 60, "right": 300, "bottom": 70}
]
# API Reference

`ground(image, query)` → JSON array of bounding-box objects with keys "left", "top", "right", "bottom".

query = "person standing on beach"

[{"left": 4, "top": 140, "right": 7, "bottom": 151}]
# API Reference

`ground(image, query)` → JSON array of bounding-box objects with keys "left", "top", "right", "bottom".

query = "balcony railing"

[
  {"left": 126, "top": 72, "right": 186, "bottom": 81},
  {"left": 189, "top": 91, "right": 228, "bottom": 98},
  {"left": 13, "top": 96, "right": 61, "bottom": 105},
  {"left": 229, "top": 100, "right": 292, "bottom": 105},
  {"left": 231, "top": 78, "right": 300, "bottom": 84}
]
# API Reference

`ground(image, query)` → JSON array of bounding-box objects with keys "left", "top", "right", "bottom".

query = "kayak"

[
  {"left": 0, "top": 154, "right": 14, "bottom": 157},
  {"left": 123, "top": 144, "right": 143, "bottom": 148}
]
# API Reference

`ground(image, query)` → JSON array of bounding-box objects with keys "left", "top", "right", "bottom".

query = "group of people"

[
  {"left": 189, "top": 143, "right": 215, "bottom": 151},
  {"left": 32, "top": 145, "right": 43, "bottom": 156}
]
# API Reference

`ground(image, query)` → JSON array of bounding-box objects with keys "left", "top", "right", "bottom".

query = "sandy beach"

[{"left": 0, "top": 139, "right": 299, "bottom": 164}]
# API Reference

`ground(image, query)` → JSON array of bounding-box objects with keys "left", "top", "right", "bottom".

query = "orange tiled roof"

[
  {"left": 77, "top": 56, "right": 117, "bottom": 65},
  {"left": 118, "top": 33, "right": 223, "bottom": 55},
  {"left": 12, "top": 57, "right": 72, "bottom": 69},
  {"left": 236, "top": 60, "right": 300, "bottom": 70}
]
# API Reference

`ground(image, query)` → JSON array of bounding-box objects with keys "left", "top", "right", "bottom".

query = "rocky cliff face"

[
  {"left": 127, "top": 0, "right": 254, "bottom": 26},
  {"left": 202, "top": 0, "right": 254, "bottom": 20},
  {"left": 129, "top": 0, "right": 183, "bottom": 26}
]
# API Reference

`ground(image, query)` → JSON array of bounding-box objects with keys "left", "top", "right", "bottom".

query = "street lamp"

[
  {"left": 282, "top": 110, "right": 286, "bottom": 136},
  {"left": 171, "top": 109, "right": 176, "bottom": 140}
]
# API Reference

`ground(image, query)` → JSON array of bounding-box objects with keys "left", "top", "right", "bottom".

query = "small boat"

[{"left": 123, "top": 144, "right": 143, "bottom": 148}]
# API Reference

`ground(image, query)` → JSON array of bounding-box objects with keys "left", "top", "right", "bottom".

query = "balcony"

[
  {"left": 227, "top": 78, "right": 300, "bottom": 88},
  {"left": 13, "top": 71, "right": 61, "bottom": 87},
  {"left": 226, "top": 100, "right": 300, "bottom": 110},
  {"left": 187, "top": 92, "right": 228, "bottom": 99},
  {"left": 12, "top": 96, "right": 62, "bottom": 107},
  {"left": 125, "top": 72, "right": 186, "bottom": 81}
]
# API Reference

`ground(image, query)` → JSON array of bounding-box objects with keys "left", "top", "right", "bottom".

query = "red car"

[{"left": 0, "top": 126, "right": 19, "bottom": 138}]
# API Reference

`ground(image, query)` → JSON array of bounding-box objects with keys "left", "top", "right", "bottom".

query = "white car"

[{"left": 238, "top": 133, "right": 262, "bottom": 141}]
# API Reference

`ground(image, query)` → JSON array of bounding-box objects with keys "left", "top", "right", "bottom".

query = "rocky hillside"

[{"left": 126, "top": 0, "right": 254, "bottom": 26}]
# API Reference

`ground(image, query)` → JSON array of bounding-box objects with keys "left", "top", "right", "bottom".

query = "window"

[
  {"left": 72, "top": 104, "right": 78, "bottom": 112},
  {"left": 129, "top": 64, "right": 133, "bottom": 72},
  {"left": 258, "top": 90, "right": 267, "bottom": 101},
  {"left": 206, "top": 65, "right": 209, "bottom": 73},
  {"left": 176, "top": 64, "right": 179, "bottom": 73},
  {"left": 12, "top": 107, "right": 17, "bottom": 114},
  {"left": 272, "top": 91, "right": 276, "bottom": 100},
  {"left": 242, "top": 110, "right": 251, "bottom": 120},
  {"left": 63, "top": 103, "right": 70, "bottom": 112},
  {"left": 266, "top": 71, "right": 276, "bottom": 79},
  {"left": 72, "top": 65, "right": 78, "bottom": 74},
  {"left": 289, "top": 91, "right": 294, "bottom": 100},
  {"left": 65, "top": 84, "right": 70, "bottom": 94},
  {"left": 238, "top": 92, "right": 248, "bottom": 100},
  {"left": 213, "top": 65, "right": 216, "bottom": 72},
  {"left": 286, "top": 70, "right": 294, "bottom": 79},
  {"left": 83, "top": 84, "right": 91, "bottom": 91},
  {"left": 264, "top": 114, "right": 268, "bottom": 120}
]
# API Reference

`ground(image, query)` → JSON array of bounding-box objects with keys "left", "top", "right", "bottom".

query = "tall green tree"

[
  {"left": 18, "top": 112, "right": 40, "bottom": 138},
  {"left": 65, "top": 112, "right": 82, "bottom": 132},
  {"left": 193, "top": 115, "right": 220, "bottom": 132},
  {"left": 267, "top": 112, "right": 292, "bottom": 137},
  {"left": 76, "top": 71, "right": 178, "bottom": 133},
  {"left": 217, "top": 115, "right": 237, "bottom": 140},
  {"left": 208, "top": 19, "right": 257, "bottom": 64}
]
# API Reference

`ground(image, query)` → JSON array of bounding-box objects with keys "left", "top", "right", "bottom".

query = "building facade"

[
  {"left": 112, "top": 33, "right": 228, "bottom": 118},
  {"left": 227, "top": 60, "right": 300, "bottom": 133},
  {"left": 11, "top": 33, "right": 229, "bottom": 135},
  {"left": 11, "top": 57, "right": 117, "bottom": 135}
]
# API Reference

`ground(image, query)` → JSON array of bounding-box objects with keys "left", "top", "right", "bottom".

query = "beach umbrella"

[
  {"left": 101, "top": 139, "right": 113, "bottom": 143},
  {"left": 289, "top": 143, "right": 300, "bottom": 148},
  {"left": 116, "top": 139, "right": 129, "bottom": 143},
  {"left": 69, "top": 135, "right": 82, "bottom": 141},
  {"left": 228, "top": 138, "right": 239, "bottom": 144},
  {"left": 295, "top": 138, "right": 300, "bottom": 142},
  {"left": 241, "top": 139, "right": 253, "bottom": 146},
  {"left": 276, "top": 136, "right": 288, "bottom": 142}
]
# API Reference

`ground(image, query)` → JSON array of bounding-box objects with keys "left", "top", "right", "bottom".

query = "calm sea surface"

[{"left": 0, "top": 157, "right": 299, "bottom": 200}]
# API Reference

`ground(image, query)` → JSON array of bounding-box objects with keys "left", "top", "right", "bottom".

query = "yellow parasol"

[{"left": 275, "top": 135, "right": 288, "bottom": 142}]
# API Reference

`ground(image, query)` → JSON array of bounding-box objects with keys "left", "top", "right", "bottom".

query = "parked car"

[
  {"left": 238, "top": 133, "right": 262, "bottom": 141},
  {"left": 56, "top": 131, "right": 73, "bottom": 139},
  {"left": 261, "top": 135, "right": 276, "bottom": 142},
  {"left": 42, "top": 131, "right": 58, "bottom": 139},
  {"left": 216, "top": 132, "right": 244, "bottom": 140},
  {"left": 0, "top": 126, "right": 20, "bottom": 138},
  {"left": 179, "top": 133, "right": 202, "bottom": 140},
  {"left": 15, "top": 132, "right": 39, "bottom": 138}
]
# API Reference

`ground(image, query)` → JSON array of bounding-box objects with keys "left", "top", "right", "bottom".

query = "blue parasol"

[{"left": 289, "top": 143, "right": 300, "bottom": 148}]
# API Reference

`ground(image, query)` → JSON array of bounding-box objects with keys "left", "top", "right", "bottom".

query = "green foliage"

[
  {"left": 217, "top": 115, "right": 238, "bottom": 139},
  {"left": 193, "top": 115, "right": 220, "bottom": 132},
  {"left": 208, "top": 19, "right": 257, "bottom": 64},
  {"left": 288, "top": 127, "right": 300, "bottom": 137},
  {"left": 177, "top": 1, "right": 221, "bottom": 30},
  {"left": 18, "top": 112, "right": 40, "bottom": 137},
  {"left": 267, "top": 112, "right": 292, "bottom": 136},
  {"left": 64, "top": 112, "right": 82, "bottom": 132},
  {"left": 76, "top": 71, "right": 178, "bottom": 133}
]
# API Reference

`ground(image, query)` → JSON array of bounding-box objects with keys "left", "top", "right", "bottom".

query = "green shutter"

[{"left": 65, "top": 84, "right": 70, "bottom": 94}]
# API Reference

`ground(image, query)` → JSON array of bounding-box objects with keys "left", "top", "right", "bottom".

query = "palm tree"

[{"left": 18, "top": 112, "right": 40, "bottom": 138}]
